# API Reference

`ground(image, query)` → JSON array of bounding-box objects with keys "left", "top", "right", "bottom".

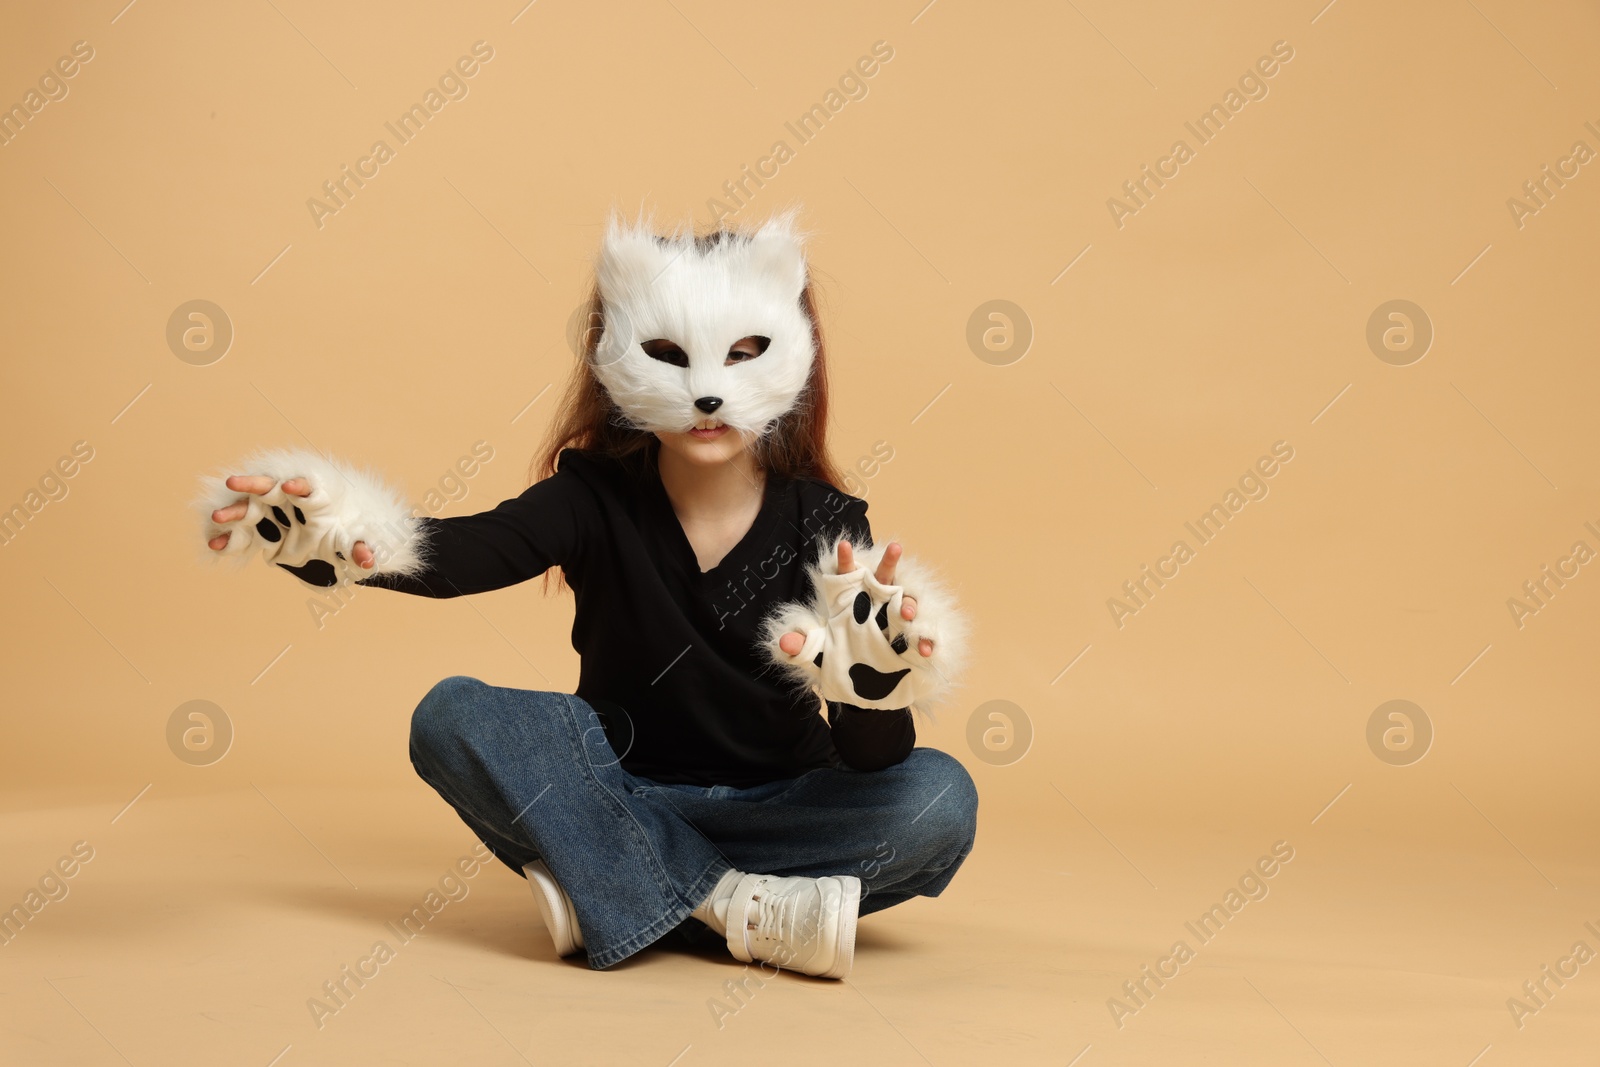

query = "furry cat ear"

[
  {"left": 745, "top": 208, "right": 810, "bottom": 302},
  {"left": 596, "top": 208, "right": 675, "bottom": 299},
  {"left": 597, "top": 206, "right": 811, "bottom": 301}
]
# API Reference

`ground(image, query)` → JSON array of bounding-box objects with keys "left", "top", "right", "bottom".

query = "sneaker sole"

[{"left": 523, "top": 860, "right": 582, "bottom": 957}]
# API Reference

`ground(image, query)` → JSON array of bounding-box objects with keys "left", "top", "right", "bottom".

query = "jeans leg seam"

[
  {"left": 557, "top": 694, "right": 727, "bottom": 929},
  {"left": 558, "top": 693, "right": 675, "bottom": 904}
]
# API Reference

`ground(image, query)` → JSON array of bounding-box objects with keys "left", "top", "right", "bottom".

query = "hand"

[
  {"left": 207, "top": 474, "right": 377, "bottom": 569},
  {"left": 778, "top": 540, "right": 934, "bottom": 658}
]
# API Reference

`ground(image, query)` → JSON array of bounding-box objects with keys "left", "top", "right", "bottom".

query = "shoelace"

[{"left": 742, "top": 879, "right": 801, "bottom": 958}]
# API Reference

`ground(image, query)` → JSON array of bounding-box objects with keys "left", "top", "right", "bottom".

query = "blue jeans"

[{"left": 408, "top": 675, "right": 979, "bottom": 970}]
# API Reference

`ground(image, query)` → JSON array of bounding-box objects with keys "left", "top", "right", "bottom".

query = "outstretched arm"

[
  {"left": 195, "top": 446, "right": 592, "bottom": 596},
  {"left": 196, "top": 447, "right": 430, "bottom": 589}
]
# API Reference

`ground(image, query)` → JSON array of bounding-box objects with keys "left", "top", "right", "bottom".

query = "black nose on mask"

[{"left": 694, "top": 396, "right": 723, "bottom": 414}]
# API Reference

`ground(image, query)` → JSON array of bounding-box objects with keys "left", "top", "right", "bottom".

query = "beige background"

[{"left": 3, "top": 0, "right": 1599, "bottom": 1063}]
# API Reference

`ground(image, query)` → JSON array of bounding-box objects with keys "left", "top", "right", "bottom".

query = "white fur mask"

[{"left": 590, "top": 210, "right": 815, "bottom": 439}]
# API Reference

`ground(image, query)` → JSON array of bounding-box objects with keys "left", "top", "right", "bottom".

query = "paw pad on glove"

[
  {"left": 199, "top": 447, "right": 431, "bottom": 591},
  {"left": 805, "top": 566, "right": 924, "bottom": 708},
  {"left": 835, "top": 590, "right": 910, "bottom": 701},
  {"left": 866, "top": 596, "right": 910, "bottom": 654},
  {"left": 760, "top": 534, "right": 965, "bottom": 713}
]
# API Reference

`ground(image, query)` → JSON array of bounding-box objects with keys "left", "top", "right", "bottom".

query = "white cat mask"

[{"left": 590, "top": 210, "right": 814, "bottom": 439}]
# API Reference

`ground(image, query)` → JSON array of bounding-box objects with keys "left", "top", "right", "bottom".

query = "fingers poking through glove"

[
  {"left": 760, "top": 531, "right": 970, "bottom": 712},
  {"left": 193, "top": 446, "right": 432, "bottom": 589}
]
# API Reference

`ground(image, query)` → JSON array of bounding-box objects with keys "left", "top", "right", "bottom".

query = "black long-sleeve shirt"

[{"left": 356, "top": 441, "right": 915, "bottom": 787}]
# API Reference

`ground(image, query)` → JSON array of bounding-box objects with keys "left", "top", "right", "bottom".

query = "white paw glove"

[
  {"left": 760, "top": 534, "right": 970, "bottom": 711},
  {"left": 194, "top": 446, "right": 431, "bottom": 589}
]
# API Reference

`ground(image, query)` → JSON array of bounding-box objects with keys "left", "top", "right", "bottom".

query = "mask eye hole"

[
  {"left": 641, "top": 339, "right": 689, "bottom": 367},
  {"left": 725, "top": 336, "right": 771, "bottom": 365}
]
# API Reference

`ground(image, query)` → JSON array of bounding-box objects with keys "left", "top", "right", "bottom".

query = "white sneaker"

[
  {"left": 725, "top": 873, "right": 861, "bottom": 980},
  {"left": 523, "top": 860, "right": 584, "bottom": 957}
]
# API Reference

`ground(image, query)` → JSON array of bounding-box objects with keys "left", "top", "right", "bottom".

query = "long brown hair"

[{"left": 529, "top": 228, "right": 848, "bottom": 592}]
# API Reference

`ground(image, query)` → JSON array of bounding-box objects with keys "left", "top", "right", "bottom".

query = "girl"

[{"left": 197, "top": 209, "right": 975, "bottom": 979}]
